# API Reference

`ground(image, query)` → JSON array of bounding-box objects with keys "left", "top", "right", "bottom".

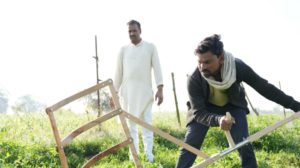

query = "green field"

[{"left": 0, "top": 110, "right": 299, "bottom": 168}]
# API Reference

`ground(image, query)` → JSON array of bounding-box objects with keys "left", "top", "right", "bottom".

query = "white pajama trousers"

[{"left": 128, "top": 102, "right": 153, "bottom": 157}]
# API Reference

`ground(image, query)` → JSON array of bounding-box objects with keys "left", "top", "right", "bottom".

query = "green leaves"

[{"left": 0, "top": 112, "right": 299, "bottom": 167}]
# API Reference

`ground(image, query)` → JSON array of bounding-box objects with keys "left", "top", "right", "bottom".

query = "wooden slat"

[
  {"left": 119, "top": 113, "right": 142, "bottom": 168},
  {"left": 46, "top": 79, "right": 112, "bottom": 112},
  {"left": 61, "top": 109, "right": 122, "bottom": 146},
  {"left": 247, "top": 112, "right": 300, "bottom": 142},
  {"left": 46, "top": 109, "right": 69, "bottom": 168},
  {"left": 224, "top": 112, "right": 235, "bottom": 148},
  {"left": 82, "top": 138, "right": 132, "bottom": 168},
  {"left": 224, "top": 131, "right": 235, "bottom": 148},
  {"left": 192, "top": 140, "right": 250, "bottom": 168},
  {"left": 123, "top": 111, "right": 210, "bottom": 159},
  {"left": 192, "top": 154, "right": 222, "bottom": 168}
]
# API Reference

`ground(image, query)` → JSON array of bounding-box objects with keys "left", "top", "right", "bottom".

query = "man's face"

[
  {"left": 197, "top": 51, "right": 224, "bottom": 78},
  {"left": 128, "top": 24, "right": 141, "bottom": 44}
]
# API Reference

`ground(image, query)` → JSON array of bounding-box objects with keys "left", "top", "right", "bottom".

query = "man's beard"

[{"left": 201, "top": 71, "right": 212, "bottom": 78}]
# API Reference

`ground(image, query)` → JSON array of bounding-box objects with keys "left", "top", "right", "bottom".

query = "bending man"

[{"left": 176, "top": 34, "right": 300, "bottom": 168}]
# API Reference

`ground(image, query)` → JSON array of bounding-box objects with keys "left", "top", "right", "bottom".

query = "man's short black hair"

[
  {"left": 127, "top": 20, "right": 141, "bottom": 31},
  {"left": 195, "top": 34, "right": 224, "bottom": 57}
]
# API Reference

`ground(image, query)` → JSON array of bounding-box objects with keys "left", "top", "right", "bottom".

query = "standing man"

[
  {"left": 114, "top": 20, "right": 164, "bottom": 163},
  {"left": 176, "top": 34, "right": 300, "bottom": 168}
]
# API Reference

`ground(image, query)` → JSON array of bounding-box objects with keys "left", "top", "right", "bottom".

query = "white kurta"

[
  {"left": 114, "top": 40, "right": 163, "bottom": 115},
  {"left": 114, "top": 40, "right": 163, "bottom": 159}
]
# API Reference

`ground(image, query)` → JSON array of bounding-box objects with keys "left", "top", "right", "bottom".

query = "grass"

[{"left": 0, "top": 110, "right": 299, "bottom": 167}]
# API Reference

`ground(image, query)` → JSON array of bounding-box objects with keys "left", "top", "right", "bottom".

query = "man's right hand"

[{"left": 219, "top": 114, "right": 235, "bottom": 131}]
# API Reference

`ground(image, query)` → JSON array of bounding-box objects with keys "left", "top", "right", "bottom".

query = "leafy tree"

[
  {"left": 11, "top": 95, "right": 45, "bottom": 113},
  {"left": 0, "top": 90, "right": 9, "bottom": 113}
]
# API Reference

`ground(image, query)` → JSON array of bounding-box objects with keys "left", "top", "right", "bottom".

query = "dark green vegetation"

[{"left": 0, "top": 111, "right": 299, "bottom": 168}]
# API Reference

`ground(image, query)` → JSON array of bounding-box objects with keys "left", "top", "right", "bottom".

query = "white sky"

[{"left": 1, "top": 0, "right": 300, "bottom": 112}]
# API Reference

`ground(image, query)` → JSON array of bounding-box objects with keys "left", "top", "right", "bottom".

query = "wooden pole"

[
  {"left": 241, "top": 83, "right": 259, "bottom": 116},
  {"left": 171, "top": 72, "right": 181, "bottom": 126},
  {"left": 93, "top": 35, "right": 101, "bottom": 117}
]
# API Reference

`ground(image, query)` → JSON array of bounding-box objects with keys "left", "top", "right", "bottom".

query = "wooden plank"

[
  {"left": 123, "top": 111, "right": 210, "bottom": 159},
  {"left": 247, "top": 112, "right": 300, "bottom": 142},
  {"left": 119, "top": 113, "right": 142, "bottom": 168},
  {"left": 108, "top": 80, "right": 142, "bottom": 167},
  {"left": 61, "top": 109, "right": 122, "bottom": 146},
  {"left": 82, "top": 138, "right": 132, "bottom": 168},
  {"left": 46, "top": 79, "right": 112, "bottom": 112},
  {"left": 224, "top": 131, "right": 235, "bottom": 148},
  {"left": 224, "top": 112, "right": 235, "bottom": 148},
  {"left": 46, "top": 109, "right": 69, "bottom": 168},
  {"left": 192, "top": 154, "right": 222, "bottom": 168},
  {"left": 191, "top": 140, "right": 250, "bottom": 168}
]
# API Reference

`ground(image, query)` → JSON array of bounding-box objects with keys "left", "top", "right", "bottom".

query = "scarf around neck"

[{"left": 202, "top": 51, "right": 236, "bottom": 90}]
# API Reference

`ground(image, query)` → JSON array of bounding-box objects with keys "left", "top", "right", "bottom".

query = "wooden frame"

[
  {"left": 45, "top": 79, "right": 142, "bottom": 168},
  {"left": 46, "top": 79, "right": 300, "bottom": 167}
]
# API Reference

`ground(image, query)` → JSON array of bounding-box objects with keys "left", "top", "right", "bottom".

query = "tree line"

[
  {"left": 0, "top": 89, "right": 45, "bottom": 114},
  {"left": 0, "top": 88, "right": 112, "bottom": 114}
]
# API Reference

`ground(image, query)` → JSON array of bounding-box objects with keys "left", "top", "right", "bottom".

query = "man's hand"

[
  {"left": 155, "top": 85, "right": 163, "bottom": 106},
  {"left": 219, "top": 113, "right": 235, "bottom": 131}
]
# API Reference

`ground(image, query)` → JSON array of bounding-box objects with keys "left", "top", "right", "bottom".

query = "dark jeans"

[{"left": 176, "top": 104, "right": 258, "bottom": 168}]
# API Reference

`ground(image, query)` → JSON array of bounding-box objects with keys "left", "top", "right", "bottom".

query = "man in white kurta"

[{"left": 114, "top": 20, "right": 164, "bottom": 162}]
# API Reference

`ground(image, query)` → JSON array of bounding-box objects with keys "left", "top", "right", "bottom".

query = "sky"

[{"left": 1, "top": 0, "right": 300, "bottom": 113}]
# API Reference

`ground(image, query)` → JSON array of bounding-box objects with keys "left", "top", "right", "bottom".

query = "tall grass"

[{"left": 0, "top": 111, "right": 299, "bottom": 167}]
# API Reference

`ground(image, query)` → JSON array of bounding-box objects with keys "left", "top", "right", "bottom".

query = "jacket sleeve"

[
  {"left": 237, "top": 59, "right": 300, "bottom": 112},
  {"left": 187, "top": 75, "right": 222, "bottom": 127}
]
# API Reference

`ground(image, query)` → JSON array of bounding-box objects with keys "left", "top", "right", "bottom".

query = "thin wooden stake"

[
  {"left": 171, "top": 72, "right": 181, "bottom": 126},
  {"left": 241, "top": 83, "right": 259, "bottom": 116},
  {"left": 93, "top": 35, "right": 101, "bottom": 117}
]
